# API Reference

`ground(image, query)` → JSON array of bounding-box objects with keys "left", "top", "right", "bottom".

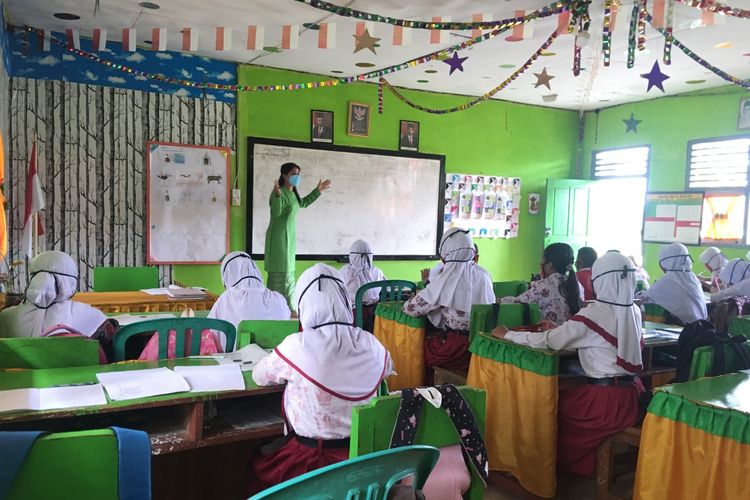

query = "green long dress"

[{"left": 264, "top": 187, "right": 321, "bottom": 308}]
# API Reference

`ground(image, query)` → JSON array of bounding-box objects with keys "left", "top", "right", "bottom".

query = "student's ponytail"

[
  {"left": 544, "top": 243, "right": 582, "bottom": 315},
  {"left": 279, "top": 162, "right": 303, "bottom": 204}
]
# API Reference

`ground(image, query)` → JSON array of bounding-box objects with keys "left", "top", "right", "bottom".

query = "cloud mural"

[{"left": 7, "top": 30, "right": 236, "bottom": 103}]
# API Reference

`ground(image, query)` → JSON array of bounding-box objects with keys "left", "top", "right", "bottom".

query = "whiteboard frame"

[
  {"left": 641, "top": 191, "right": 705, "bottom": 246},
  {"left": 146, "top": 140, "right": 231, "bottom": 264},
  {"left": 246, "top": 137, "right": 446, "bottom": 260}
]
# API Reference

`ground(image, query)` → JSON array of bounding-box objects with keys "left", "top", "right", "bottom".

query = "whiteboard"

[
  {"left": 147, "top": 141, "right": 230, "bottom": 263},
  {"left": 247, "top": 138, "right": 445, "bottom": 259}
]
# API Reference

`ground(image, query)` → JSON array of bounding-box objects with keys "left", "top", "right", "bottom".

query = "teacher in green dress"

[{"left": 264, "top": 162, "right": 331, "bottom": 309}]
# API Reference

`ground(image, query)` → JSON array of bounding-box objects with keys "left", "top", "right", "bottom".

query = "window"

[
  {"left": 593, "top": 146, "right": 649, "bottom": 178},
  {"left": 687, "top": 137, "right": 750, "bottom": 243}
]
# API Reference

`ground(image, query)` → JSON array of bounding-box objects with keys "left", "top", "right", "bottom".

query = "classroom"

[{"left": 0, "top": 0, "right": 748, "bottom": 499}]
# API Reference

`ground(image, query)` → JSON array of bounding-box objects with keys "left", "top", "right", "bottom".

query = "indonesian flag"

[
  {"left": 471, "top": 12, "right": 492, "bottom": 39},
  {"left": 317, "top": 22, "right": 336, "bottom": 49},
  {"left": 38, "top": 30, "right": 51, "bottom": 51},
  {"left": 152, "top": 28, "right": 167, "bottom": 51},
  {"left": 557, "top": 10, "right": 571, "bottom": 35},
  {"left": 215, "top": 27, "right": 232, "bottom": 51},
  {"left": 701, "top": 9, "right": 726, "bottom": 26},
  {"left": 22, "top": 141, "right": 45, "bottom": 260},
  {"left": 247, "top": 26, "right": 264, "bottom": 50},
  {"left": 182, "top": 28, "right": 198, "bottom": 51},
  {"left": 505, "top": 10, "right": 534, "bottom": 42},
  {"left": 122, "top": 28, "right": 137, "bottom": 51},
  {"left": 430, "top": 17, "right": 450, "bottom": 44},
  {"left": 391, "top": 25, "right": 412, "bottom": 46},
  {"left": 65, "top": 29, "right": 80, "bottom": 50},
  {"left": 93, "top": 28, "right": 107, "bottom": 51},
  {"left": 281, "top": 25, "right": 299, "bottom": 49}
]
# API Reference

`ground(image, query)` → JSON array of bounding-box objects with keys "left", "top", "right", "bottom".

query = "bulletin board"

[
  {"left": 443, "top": 173, "right": 521, "bottom": 239},
  {"left": 146, "top": 141, "right": 230, "bottom": 264},
  {"left": 642, "top": 192, "right": 704, "bottom": 245}
]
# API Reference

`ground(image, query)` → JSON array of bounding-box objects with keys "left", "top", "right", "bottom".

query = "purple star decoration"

[
  {"left": 641, "top": 61, "right": 670, "bottom": 92},
  {"left": 443, "top": 51, "right": 468, "bottom": 75}
]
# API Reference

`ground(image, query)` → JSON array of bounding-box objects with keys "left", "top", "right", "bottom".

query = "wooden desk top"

[{"left": 75, "top": 291, "right": 218, "bottom": 306}]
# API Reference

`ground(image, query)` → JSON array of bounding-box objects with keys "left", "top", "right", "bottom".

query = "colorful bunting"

[{"left": 430, "top": 17, "right": 451, "bottom": 44}]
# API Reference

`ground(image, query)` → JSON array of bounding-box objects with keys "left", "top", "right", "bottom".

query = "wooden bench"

[{"left": 596, "top": 426, "right": 641, "bottom": 500}]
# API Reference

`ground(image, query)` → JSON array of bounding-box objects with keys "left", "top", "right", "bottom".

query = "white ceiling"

[{"left": 5, "top": 0, "right": 750, "bottom": 110}]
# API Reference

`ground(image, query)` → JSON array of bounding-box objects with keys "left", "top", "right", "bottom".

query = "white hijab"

[
  {"left": 645, "top": 243, "right": 707, "bottom": 324},
  {"left": 699, "top": 247, "right": 728, "bottom": 283},
  {"left": 577, "top": 252, "right": 643, "bottom": 372},
  {"left": 207, "top": 252, "right": 291, "bottom": 341},
  {"left": 718, "top": 258, "right": 750, "bottom": 288},
  {"left": 428, "top": 261, "right": 494, "bottom": 304},
  {"left": 275, "top": 264, "right": 388, "bottom": 400},
  {"left": 0, "top": 251, "right": 106, "bottom": 338},
  {"left": 339, "top": 240, "right": 385, "bottom": 305}
]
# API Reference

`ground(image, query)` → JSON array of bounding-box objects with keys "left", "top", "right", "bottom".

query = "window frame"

[{"left": 590, "top": 144, "right": 651, "bottom": 182}]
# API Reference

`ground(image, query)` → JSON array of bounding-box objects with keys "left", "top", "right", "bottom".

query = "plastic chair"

[
  {"left": 0, "top": 337, "right": 101, "bottom": 369},
  {"left": 688, "top": 341, "right": 750, "bottom": 381},
  {"left": 249, "top": 445, "right": 439, "bottom": 500},
  {"left": 492, "top": 280, "right": 529, "bottom": 299},
  {"left": 469, "top": 303, "right": 542, "bottom": 343},
  {"left": 355, "top": 280, "right": 417, "bottom": 329},
  {"left": 93, "top": 266, "right": 159, "bottom": 292},
  {"left": 350, "top": 387, "right": 486, "bottom": 500},
  {"left": 113, "top": 317, "right": 236, "bottom": 361},
  {"left": 236, "top": 320, "right": 300, "bottom": 350},
  {"left": 1, "top": 428, "right": 151, "bottom": 500}
]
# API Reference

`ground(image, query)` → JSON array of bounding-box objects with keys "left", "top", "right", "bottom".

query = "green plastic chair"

[
  {"left": 350, "top": 387, "right": 486, "bottom": 500},
  {"left": 492, "top": 280, "right": 529, "bottom": 299},
  {"left": 355, "top": 280, "right": 417, "bottom": 329},
  {"left": 0, "top": 337, "right": 100, "bottom": 369},
  {"left": 236, "top": 320, "right": 300, "bottom": 350},
  {"left": 688, "top": 341, "right": 750, "bottom": 381},
  {"left": 93, "top": 266, "right": 159, "bottom": 292},
  {"left": 469, "top": 303, "right": 542, "bottom": 343},
  {"left": 4, "top": 429, "right": 150, "bottom": 500},
  {"left": 113, "top": 317, "right": 236, "bottom": 361},
  {"left": 249, "top": 445, "right": 439, "bottom": 500}
]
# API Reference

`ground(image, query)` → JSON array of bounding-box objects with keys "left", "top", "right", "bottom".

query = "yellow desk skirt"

[{"left": 373, "top": 302, "right": 425, "bottom": 391}]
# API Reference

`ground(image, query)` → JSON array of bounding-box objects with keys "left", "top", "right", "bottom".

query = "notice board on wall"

[
  {"left": 146, "top": 141, "right": 230, "bottom": 264},
  {"left": 642, "top": 192, "right": 704, "bottom": 245}
]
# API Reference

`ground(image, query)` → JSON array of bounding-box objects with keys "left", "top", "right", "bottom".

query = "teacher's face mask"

[{"left": 288, "top": 174, "right": 301, "bottom": 187}]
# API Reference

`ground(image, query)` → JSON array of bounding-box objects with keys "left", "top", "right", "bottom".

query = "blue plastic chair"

[
  {"left": 355, "top": 280, "right": 417, "bottom": 329},
  {"left": 249, "top": 445, "right": 439, "bottom": 500}
]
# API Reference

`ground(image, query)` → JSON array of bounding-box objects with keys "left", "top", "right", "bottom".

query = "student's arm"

[
  {"left": 299, "top": 189, "right": 321, "bottom": 208},
  {"left": 499, "top": 282, "right": 539, "bottom": 305},
  {"left": 711, "top": 284, "right": 740, "bottom": 303},
  {"left": 502, "top": 319, "right": 596, "bottom": 351},
  {"left": 252, "top": 351, "right": 293, "bottom": 386},
  {"left": 402, "top": 292, "right": 438, "bottom": 317},
  {"left": 270, "top": 191, "right": 289, "bottom": 218}
]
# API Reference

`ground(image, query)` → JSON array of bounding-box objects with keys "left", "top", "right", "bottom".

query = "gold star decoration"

[
  {"left": 353, "top": 28, "right": 381, "bottom": 55},
  {"left": 533, "top": 67, "right": 555, "bottom": 90}
]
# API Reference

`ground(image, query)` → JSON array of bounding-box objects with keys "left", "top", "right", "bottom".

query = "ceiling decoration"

[{"left": 6, "top": 0, "right": 750, "bottom": 111}]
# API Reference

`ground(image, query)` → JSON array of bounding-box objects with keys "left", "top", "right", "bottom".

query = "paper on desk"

[
  {"left": 96, "top": 367, "right": 190, "bottom": 401},
  {"left": 110, "top": 313, "right": 176, "bottom": 326},
  {"left": 173, "top": 364, "right": 246, "bottom": 392},
  {"left": 141, "top": 288, "right": 170, "bottom": 295},
  {"left": 0, "top": 384, "right": 107, "bottom": 413},
  {"left": 220, "top": 344, "right": 271, "bottom": 371}
]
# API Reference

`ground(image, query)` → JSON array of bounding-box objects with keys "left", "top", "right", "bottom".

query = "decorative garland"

[
  {"left": 627, "top": 3, "right": 639, "bottom": 68},
  {"left": 380, "top": 30, "right": 559, "bottom": 114},
  {"left": 637, "top": 0, "right": 648, "bottom": 51},
  {"left": 663, "top": 0, "right": 674, "bottom": 65},
  {"left": 602, "top": 0, "right": 613, "bottom": 66},
  {"left": 675, "top": 0, "right": 750, "bottom": 18}
]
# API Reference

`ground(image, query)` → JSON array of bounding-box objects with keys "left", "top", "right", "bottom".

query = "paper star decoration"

[
  {"left": 623, "top": 112, "right": 642, "bottom": 133},
  {"left": 443, "top": 51, "right": 468, "bottom": 75},
  {"left": 353, "top": 28, "right": 381, "bottom": 55},
  {"left": 641, "top": 61, "right": 670, "bottom": 92},
  {"left": 533, "top": 68, "right": 555, "bottom": 90}
]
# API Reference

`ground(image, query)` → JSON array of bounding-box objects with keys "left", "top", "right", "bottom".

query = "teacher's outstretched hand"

[{"left": 264, "top": 162, "right": 328, "bottom": 311}]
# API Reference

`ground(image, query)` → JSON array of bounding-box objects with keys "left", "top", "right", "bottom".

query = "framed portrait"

[
  {"left": 738, "top": 97, "right": 750, "bottom": 130},
  {"left": 311, "top": 110, "right": 333, "bottom": 143},
  {"left": 347, "top": 102, "right": 370, "bottom": 137},
  {"left": 399, "top": 120, "right": 420, "bottom": 151},
  {"left": 528, "top": 193, "right": 541, "bottom": 215}
]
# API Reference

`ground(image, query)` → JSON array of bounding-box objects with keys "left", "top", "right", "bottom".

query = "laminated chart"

[{"left": 643, "top": 192, "right": 704, "bottom": 245}]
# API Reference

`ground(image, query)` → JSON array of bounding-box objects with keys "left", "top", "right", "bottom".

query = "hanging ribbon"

[
  {"left": 602, "top": 0, "right": 613, "bottom": 66},
  {"left": 638, "top": 0, "right": 648, "bottom": 51},
  {"left": 570, "top": 0, "right": 591, "bottom": 76},
  {"left": 674, "top": 0, "right": 750, "bottom": 19},
  {"left": 377, "top": 80, "right": 383, "bottom": 114},
  {"left": 663, "top": 0, "right": 675, "bottom": 64},
  {"left": 627, "top": 2, "right": 640, "bottom": 68}
]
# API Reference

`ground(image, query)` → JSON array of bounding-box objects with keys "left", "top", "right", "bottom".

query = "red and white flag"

[
  {"left": 65, "top": 29, "right": 80, "bottom": 50},
  {"left": 93, "top": 28, "right": 107, "bottom": 51},
  {"left": 38, "top": 30, "right": 51, "bottom": 51},
  {"left": 471, "top": 13, "right": 492, "bottom": 39},
  {"left": 557, "top": 11, "right": 571, "bottom": 35},
  {"left": 317, "top": 22, "right": 336, "bottom": 49},
  {"left": 430, "top": 17, "right": 450, "bottom": 44},
  {"left": 247, "top": 26, "right": 264, "bottom": 50},
  {"left": 151, "top": 28, "right": 167, "bottom": 51},
  {"left": 505, "top": 10, "right": 534, "bottom": 42},
  {"left": 215, "top": 27, "right": 232, "bottom": 51},
  {"left": 392, "top": 25, "right": 412, "bottom": 46},
  {"left": 281, "top": 25, "right": 299, "bottom": 50},
  {"left": 182, "top": 28, "right": 198, "bottom": 51},
  {"left": 122, "top": 28, "right": 137, "bottom": 51},
  {"left": 701, "top": 9, "right": 726, "bottom": 26},
  {"left": 22, "top": 141, "right": 45, "bottom": 260}
]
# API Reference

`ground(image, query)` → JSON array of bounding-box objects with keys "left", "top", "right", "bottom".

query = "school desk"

[
  {"left": 75, "top": 290, "right": 218, "bottom": 314},
  {"left": 465, "top": 324, "right": 680, "bottom": 498},
  {"left": 633, "top": 372, "right": 750, "bottom": 500},
  {"left": 373, "top": 301, "right": 425, "bottom": 391}
]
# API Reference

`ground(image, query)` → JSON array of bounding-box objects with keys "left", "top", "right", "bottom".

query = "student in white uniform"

[
  {"left": 207, "top": 252, "right": 291, "bottom": 348},
  {"left": 641, "top": 243, "right": 707, "bottom": 324},
  {"left": 698, "top": 247, "right": 728, "bottom": 292},
  {"left": 423, "top": 244, "right": 494, "bottom": 304},
  {"left": 338, "top": 240, "right": 386, "bottom": 306},
  {"left": 492, "top": 251, "right": 643, "bottom": 476},
  {"left": 0, "top": 251, "right": 109, "bottom": 338},
  {"left": 710, "top": 258, "right": 750, "bottom": 302}
]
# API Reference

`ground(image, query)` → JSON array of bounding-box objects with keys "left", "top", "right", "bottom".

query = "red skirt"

[
  {"left": 557, "top": 383, "right": 640, "bottom": 476},
  {"left": 424, "top": 328, "right": 470, "bottom": 372},
  {"left": 249, "top": 436, "right": 349, "bottom": 493}
]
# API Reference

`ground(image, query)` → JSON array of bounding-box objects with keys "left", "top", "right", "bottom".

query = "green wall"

[
  {"left": 175, "top": 66, "right": 578, "bottom": 293},
  {"left": 581, "top": 86, "right": 750, "bottom": 279}
]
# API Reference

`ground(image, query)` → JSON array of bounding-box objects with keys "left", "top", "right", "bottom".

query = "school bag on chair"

[{"left": 674, "top": 319, "right": 750, "bottom": 382}]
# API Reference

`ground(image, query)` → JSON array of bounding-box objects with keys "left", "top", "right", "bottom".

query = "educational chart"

[
  {"left": 443, "top": 173, "right": 521, "bottom": 239},
  {"left": 147, "top": 142, "right": 230, "bottom": 263},
  {"left": 248, "top": 138, "right": 444, "bottom": 258},
  {"left": 643, "top": 192, "right": 704, "bottom": 245}
]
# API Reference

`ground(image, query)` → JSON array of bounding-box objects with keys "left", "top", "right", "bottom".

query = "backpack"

[{"left": 674, "top": 319, "right": 750, "bottom": 382}]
